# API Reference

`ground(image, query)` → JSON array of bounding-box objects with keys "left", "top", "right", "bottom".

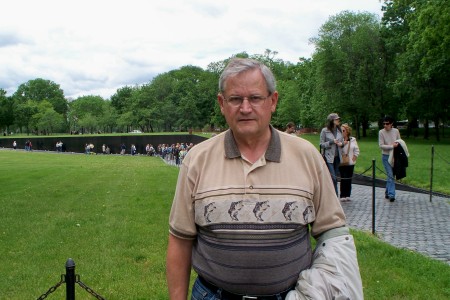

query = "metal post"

[
  {"left": 65, "top": 258, "right": 76, "bottom": 300},
  {"left": 430, "top": 145, "right": 434, "bottom": 202},
  {"left": 372, "top": 159, "right": 376, "bottom": 235}
]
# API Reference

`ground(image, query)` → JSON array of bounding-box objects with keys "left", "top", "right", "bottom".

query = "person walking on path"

[
  {"left": 379, "top": 116, "right": 401, "bottom": 202},
  {"left": 338, "top": 124, "right": 359, "bottom": 202},
  {"left": 166, "top": 58, "right": 363, "bottom": 300},
  {"left": 320, "top": 113, "right": 344, "bottom": 196}
]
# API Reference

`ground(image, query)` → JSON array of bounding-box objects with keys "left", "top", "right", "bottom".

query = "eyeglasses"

[
  {"left": 383, "top": 122, "right": 391, "bottom": 125},
  {"left": 223, "top": 94, "right": 271, "bottom": 107}
]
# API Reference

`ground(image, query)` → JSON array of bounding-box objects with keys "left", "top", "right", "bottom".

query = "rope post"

[
  {"left": 372, "top": 159, "right": 376, "bottom": 235},
  {"left": 65, "top": 258, "right": 76, "bottom": 300},
  {"left": 430, "top": 145, "right": 434, "bottom": 202}
]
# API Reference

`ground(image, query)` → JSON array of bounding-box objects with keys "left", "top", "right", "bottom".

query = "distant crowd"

[
  {"left": 83, "top": 142, "right": 196, "bottom": 166},
  {"left": 9, "top": 139, "right": 196, "bottom": 166}
]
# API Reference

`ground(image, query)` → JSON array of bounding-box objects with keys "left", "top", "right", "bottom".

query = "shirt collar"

[{"left": 224, "top": 125, "right": 281, "bottom": 162}]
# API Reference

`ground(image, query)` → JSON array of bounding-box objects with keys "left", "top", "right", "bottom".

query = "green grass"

[
  {"left": 353, "top": 230, "right": 450, "bottom": 299},
  {"left": 300, "top": 133, "right": 450, "bottom": 195},
  {"left": 0, "top": 151, "right": 177, "bottom": 299},
  {"left": 0, "top": 150, "right": 449, "bottom": 299}
]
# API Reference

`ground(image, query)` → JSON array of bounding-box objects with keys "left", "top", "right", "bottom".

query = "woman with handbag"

[
  {"left": 320, "top": 113, "right": 344, "bottom": 196},
  {"left": 338, "top": 124, "right": 360, "bottom": 202}
]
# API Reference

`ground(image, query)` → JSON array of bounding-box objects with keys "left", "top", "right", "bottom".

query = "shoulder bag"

[{"left": 340, "top": 139, "right": 351, "bottom": 166}]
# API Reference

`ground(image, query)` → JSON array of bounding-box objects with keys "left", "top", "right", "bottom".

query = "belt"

[{"left": 198, "top": 276, "right": 293, "bottom": 300}]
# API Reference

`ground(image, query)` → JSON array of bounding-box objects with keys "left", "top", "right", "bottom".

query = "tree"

[
  {"left": 29, "top": 100, "right": 64, "bottom": 135},
  {"left": 311, "top": 11, "right": 384, "bottom": 137},
  {"left": 110, "top": 86, "right": 134, "bottom": 114},
  {"left": 69, "top": 95, "right": 106, "bottom": 133},
  {"left": 77, "top": 113, "right": 98, "bottom": 134},
  {"left": 381, "top": 0, "right": 418, "bottom": 135},
  {"left": 98, "top": 101, "right": 119, "bottom": 133},
  {"left": 396, "top": 0, "right": 450, "bottom": 140},
  {"left": 0, "top": 89, "right": 14, "bottom": 134},
  {"left": 272, "top": 58, "right": 319, "bottom": 129},
  {"left": 13, "top": 78, "right": 68, "bottom": 116},
  {"left": 14, "top": 100, "right": 39, "bottom": 134}
]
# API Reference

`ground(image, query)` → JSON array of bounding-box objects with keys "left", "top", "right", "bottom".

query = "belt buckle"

[{"left": 242, "top": 296, "right": 258, "bottom": 300}]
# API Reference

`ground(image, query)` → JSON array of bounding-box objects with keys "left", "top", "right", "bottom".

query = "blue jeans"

[
  {"left": 191, "top": 277, "right": 285, "bottom": 300},
  {"left": 326, "top": 156, "right": 340, "bottom": 196},
  {"left": 382, "top": 154, "right": 395, "bottom": 198}
]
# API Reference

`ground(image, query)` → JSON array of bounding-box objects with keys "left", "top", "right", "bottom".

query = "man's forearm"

[{"left": 166, "top": 234, "right": 193, "bottom": 300}]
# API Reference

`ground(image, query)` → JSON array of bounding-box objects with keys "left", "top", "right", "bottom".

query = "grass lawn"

[{"left": 0, "top": 150, "right": 449, "bottom": 299}]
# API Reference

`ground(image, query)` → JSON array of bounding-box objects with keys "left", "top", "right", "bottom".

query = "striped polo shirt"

[{"left": 169, "top": 126, "right": 346, "bottom": 295}]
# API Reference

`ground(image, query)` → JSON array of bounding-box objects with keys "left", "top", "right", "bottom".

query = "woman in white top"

[{"left": 338, "top": 124, "right": 360, "bottom": 201}]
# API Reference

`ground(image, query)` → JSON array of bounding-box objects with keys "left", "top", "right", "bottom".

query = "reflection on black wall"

[{"left": 1, "top": 134, "right": 208, "bottom": 154}]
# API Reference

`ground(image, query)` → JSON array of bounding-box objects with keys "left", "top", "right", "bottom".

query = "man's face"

[
  {"left": 383, "top": 121, "right": 393, "bottom": 131},
  {"left": 218, "top": 69, "right": 278, "bottom": 140}
]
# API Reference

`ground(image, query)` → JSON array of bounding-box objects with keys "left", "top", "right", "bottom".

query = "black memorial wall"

[{"left": 0, "top": 134, "right": 208, "bottom": 154}]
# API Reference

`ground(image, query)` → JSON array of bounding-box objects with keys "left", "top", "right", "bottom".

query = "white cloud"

[{"left": 0, "top": 0, "right": 382, "bottom": 99}]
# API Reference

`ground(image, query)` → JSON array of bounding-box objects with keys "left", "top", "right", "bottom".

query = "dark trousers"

[{"left": 339, "top": 164, "right": 355, "bottom": 198}]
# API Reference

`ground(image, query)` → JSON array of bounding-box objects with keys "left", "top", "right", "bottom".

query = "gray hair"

[{"left": 219, "top": 58, "right": 276, "bottom": 94}]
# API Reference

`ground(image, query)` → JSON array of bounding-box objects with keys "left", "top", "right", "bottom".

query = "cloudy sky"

[{"left": 1, "top": 0, "right": 383, "bottom": 99}]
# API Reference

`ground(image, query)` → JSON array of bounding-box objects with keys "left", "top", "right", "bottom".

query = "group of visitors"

[
  {"left": 158, "top": 143, "right": 194, "bottom": 166},
  {"left": 320, "top": 113, "right": 405, "bottom": 203},
  {"left": 91, "top": 142, "right": 195, "bottom": 163},
  {"left": 101, "top": 144, "right": 111, "bottom": 154},
  {"left": 320, "top": 113, "right": 360, "bottom": 202},
  {"left": 24, "top": 140, "right": 32, "bottom": 151},
  {"left": 84, "top": 143, "right": 95, "bottom": 154}
]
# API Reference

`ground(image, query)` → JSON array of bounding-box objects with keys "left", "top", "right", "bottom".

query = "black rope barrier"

[
  {"left": 434, "top": 148, "right": 450, "bottom": 164},
  {"left": 325, "top": 161, "right": 449, "bottom": 199},
  {"left": 36, "top": 259, "right": 106, "bottom": 300}
]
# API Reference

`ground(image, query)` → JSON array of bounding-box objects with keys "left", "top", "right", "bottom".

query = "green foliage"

[
  {"left": 30, "top": 100, "right": 65, "bottom": 134},
  {"left": 382, "top": 0, "right": 449, "bottom": 140},
  {"left": 2, "top": 3, "right": 449, "bottom": 137},
  {"left": 13, "top": 99, "right": 39, "bottom": 134},
  {"left": 312, "top": 11, "right": 383, "bottom": 137},
  {"left": 110, "top": 86, "right": 134, "bottom": 114},
  {"left": 13, "top": 78, "right": 68, "bottom": 115},
  {"left": 0, "top": 89, "right": 14, "bottom": 132}
]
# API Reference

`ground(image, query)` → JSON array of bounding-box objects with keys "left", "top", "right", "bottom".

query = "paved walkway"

[{"left": 342, "top": 184, "right": 450, "bottom": 265}]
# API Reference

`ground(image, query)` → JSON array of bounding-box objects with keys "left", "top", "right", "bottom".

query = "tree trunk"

[
  {"left": 434, "top": 117, "right": 440, "bottom": 142},
  {"left": 423, "top": 120, "right": 429, "bottom": 140}
]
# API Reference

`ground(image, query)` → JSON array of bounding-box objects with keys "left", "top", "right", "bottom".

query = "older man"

[{"left": 166, "top": 58, "right": 363, "bottom": 300}]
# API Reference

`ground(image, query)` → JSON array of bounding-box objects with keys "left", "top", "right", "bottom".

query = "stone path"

[{"left": 342, "top": 184, "right": 450, "bottom": 265}]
